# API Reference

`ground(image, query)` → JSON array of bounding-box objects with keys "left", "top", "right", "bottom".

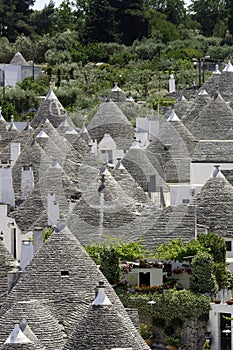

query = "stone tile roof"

[
  {"left": 222, "top": 169, "right": 233, "bottom": 185},
  {"left": 12, "top": 139, "right": 47, "bottom": 201},
  {"left": 107, "top": 83, "right": 127, "bottom": 104},
  {"left": 182, "top": 90, "right": 211, "bottom": 129},
  {"left": 39, "top": 160, "right": 80, "bottom": 213},
  {"left": 68, "top": 167, "right": 143, "bottom": 232},
  {"left": 146, "top": 118, "right": 195, "bottom": 183},
  {"left": 1, "top": 227, "right": 148, "bottom": 349},
  {"left": 201, "top": 70, "right": 221, "bottom": 97},
  {"left": 0, "top": 127, "right": 19, "bottom": 154},
  {"left": 87, "top": 101, "right": 134, "bottom": 150},
  {"left": 218, "top": 70, "right": 233, "bottom": 104},
  {"left": 11, "top": 155, "right": 80, "bottom": 233},
  {"left": 79, "top": 122, "right": 92, "bottom": 145},
  {"left": 9, "top": 184, "right": 47, "bottom": 233},
  {"left": 68, "top": 201, "right": 160, "bottom": 245},
  {"left": 64, "top": 303, "right": 149, "bottom": 350},
  {"left": 189, "top": 92, "right": 233, "bottom": 140},
  {"left": 141, "top": 205, "right": 196, "bottom": 250},
  {"left": 122, "top": 147, "right": 167, "bottom": 191},
  {"left": 191, "top": 140, "right": 233, "bottom": 162},
  {"left": 0, "top": 241, "right": 18, "bottom": 305},
  {"left": 173, "top": 93, "right": 190, "bottom": 118},
  {"left": 0, "top": 125, "right": 34, "bottom": 164},
  {"left": 0, "top": 300, "right": 64, "bottom": 350},
  {"left": 10, "top": 52, "right": 28, "bottom": 66},
  {"left": 109, "top": 161, "right": 148, "bottom": 204},
  {"left": 191, "top": 169, "right": 233, "bottom": 237},
  {"left": 31, "top": 88, "right": 72, "bottom": 129}
]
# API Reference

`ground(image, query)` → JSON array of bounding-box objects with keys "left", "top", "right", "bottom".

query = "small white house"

[{"left": 125, "top": 267, "right": 163, "bottom": 287}]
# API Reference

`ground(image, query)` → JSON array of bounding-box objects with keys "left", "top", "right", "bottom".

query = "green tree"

[
  {"left": 53, "top": 0, "right": 79, "bottom": 32},
  {"left": 146, "top": 9, "right": 180, "bottom": 43},
  {"left": 147, "top": 0, "right": 186, "bottom": 26},
  {"left": 190, "top": 252, "right": 218, "bottom": 294},
  {"left": 0, "top": 0, "right": 35, "bottom": 41},
  {"left": 154, "top": 237, "right": 205, "bottom": 261},
  {"left": 84, "top": 238, "right": 147, "bottom": 284},
  {"left": 84, "top": 0, "right": 120, "bottom": 43},
  {"left": 30, "top": 0, "right": 56, "bottom": 36},
  {"left": 226, "top": 0, "right": 233, "bottom": 35},
  {"left": 114, "top": 0, "right": 149, "bottom": 45},
  {"left": 197, "top": 232, "right": 226, "bottom": 263},
  {"left": 189, "top": 0, "right": 227, "bottom": 36}
]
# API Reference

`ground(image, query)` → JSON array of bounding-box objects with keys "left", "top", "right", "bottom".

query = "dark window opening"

[
  {"left": 226, "top": 241, "right": 232, "bottom": 251},
  {"left": 61, "top": 271, "right": 70, "bottom": 276}
]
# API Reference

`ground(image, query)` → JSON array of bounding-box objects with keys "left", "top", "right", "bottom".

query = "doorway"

[
  {"left": 139, "top": 272, "right": 150, "bottom": 287},
  {"left": 220, "top": 312, "right": 231, "bottom": 350}
]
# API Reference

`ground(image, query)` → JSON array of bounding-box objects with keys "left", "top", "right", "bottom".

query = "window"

[
  {"left": 226, "top": 241, "right": 232, "bottom": 252},
  {"left": 182, "top": 199, "right": 190, "bottom": 204},
  {"left": 61, "top": 271, "right": 70, "bottom": 276}
]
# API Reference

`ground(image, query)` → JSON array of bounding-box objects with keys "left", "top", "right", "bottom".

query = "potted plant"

[
  {"left": 140, "top": 323, "right": 154, "bottom": 347},
  {"left": 165, "top": 336, "right": 180, "bottom": 350},
  {"left": 226, "top": 299, "right": 233, "bottom": 305}
]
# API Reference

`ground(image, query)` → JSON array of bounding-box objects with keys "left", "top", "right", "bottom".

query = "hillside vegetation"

[{"left": 0, "top": 0, "right": 233, "bottom": 119}]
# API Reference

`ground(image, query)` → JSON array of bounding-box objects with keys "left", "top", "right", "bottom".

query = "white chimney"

[
  {"left": 169, "top": 74, "right": 175, "bottom": 93},
  {"left": 21, "top": 166, "right": 34, "bottom": 200},
  {"left": 33, "top": 227, "right": 43, "bottom": 254},
  {"left": 4, "top": 324, "right": 31, "bottom": 344},
  {"left": 0, "top": 163, "right": 15, "bottom": 207},
  {"left": 47, "top": 193, "right": 59, "bottom": 225},
  {"left": 92, "top": 281, "right": 112, "bottom": 307},
  {"left": 10, "top": 142, "right": 21, "bottom": 166},
  {"left": 20, "top": 240, "right": 34, "bottom": 270}
]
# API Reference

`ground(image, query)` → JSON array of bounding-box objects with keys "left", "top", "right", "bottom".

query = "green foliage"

[
  {"left": 0, "top": 37, "right": 14, "bottom": 63},
  {"left": 0, "top": 0, "right": 35, "bottom": 41},
  {"left": 189, "top": 251, "right": 218, "bottom": 294},
  {"left": 17, "top": 75, "right": 50, "bottom": 95},
  {"left": 140, "top": 323, "right": 153, "bottom": 340},
  {"left": 0, "top": 87, "right": 39, "bottom": 118},
  {"left": 197, "top": 232, "right": 226, "bottom": 263},
  {"left": 42, "top": 227, "right": 54, "bottom": 242},
  {"left": 130, "top": 289, "right": 210, "bottom": 322},
  {"left": 84, "top": 238, "right": 147, "bottom": 284},
  {"left": 190, "top": 0, "right": 227, "bottom": 36},
  {"left": 154, "top": 237, "right": 205, "bottom": 261},
  {"left": 213, "top": 262, "right": 228, "bottom": 289},
  {"left": 100, "top": 247, "right": 120, "bottom": 285},
  {"left": 166, "top": 335, "right": 181, "bottom": 347}
]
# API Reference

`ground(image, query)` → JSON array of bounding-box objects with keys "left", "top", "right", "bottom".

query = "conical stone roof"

[
  {"left": 146, "top": 118, "right": 194, "bottom": 183},
  {"left": 31, "top": 88, "right": 70, "bottom": 129},
  {"left": 87, "top": 101, "right": 134, "bottom": 150},
  {"left": 109, "top": 161, "right": 148, "bottom": 204},
  {"left": 107, "top": 83, "right": 127, "bottom": 104},
  {"left": 141, "top": 205, "right": 196, "bottom": 250},
  {"left": 0, "top": 226, "right": 148, "bottom": 349},
  {"left": 191, "top": 169, "right": 233, "bottom": 236},
  {"left": 201, "top": 69, "right": 221, "bottom": 97},
  {"left": 68, "top": 166, "right": 142, "bottom": 233},
  {"left": 191, "top": 140, "right": 233, "bottom": 163},
  {"left": 64, "top": 303, "right": 149, "bottom": 350},
  {"left": 122, "top": 146, "right": 166, "bottom": 191},
  {"left": 0, "top": 240, "right": 18, "bottom": 305},
  {"left": 189, "top": 92, "right": 233, "bottom": 140},
  {"left": 9, "top": 184, "right": 47, "bottom": 233},
  {"left": 12, "top": 139, "right": 47, "bottom": 201},
  {"left": 173, "top": 93, "right": 189, "bottom": 118},
  {"left": 0, "top": 299, "right": 63, "bottom": 350},
  {"left": 10, "top": 52, "right": 28, "bottom": 66},
  {"left": 182, "top": 90, "right": 211, "bottom": 129}
]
